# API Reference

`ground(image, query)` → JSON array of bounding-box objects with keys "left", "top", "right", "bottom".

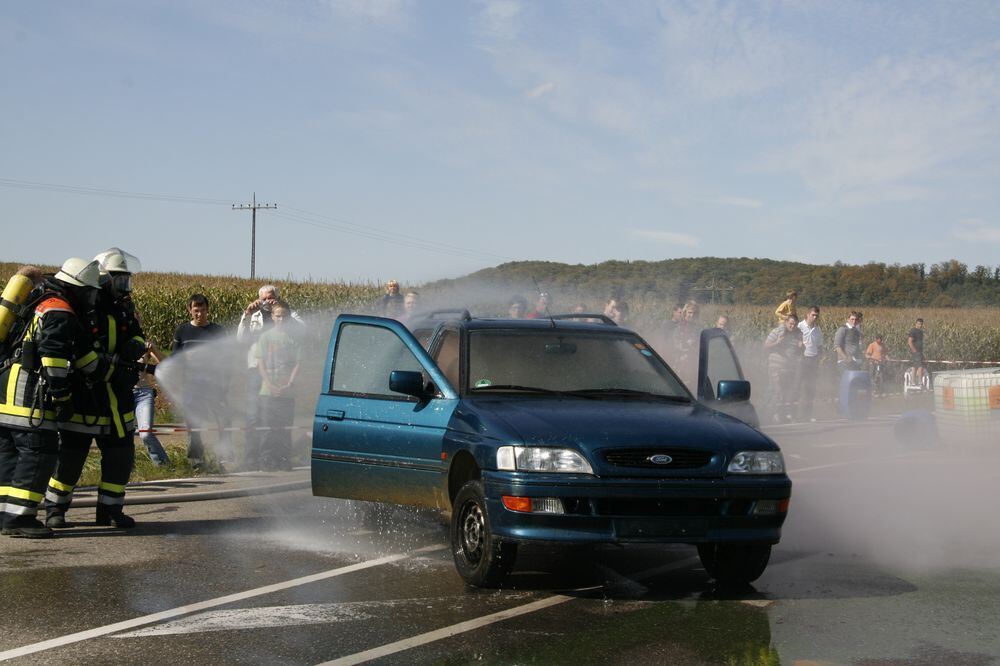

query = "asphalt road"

[{"left": 2, "top": 416, "right": 999, "bottom": 665}]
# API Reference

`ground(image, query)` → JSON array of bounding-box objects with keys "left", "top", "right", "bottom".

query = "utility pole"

[
  {"left": 232, "top": 192, "right": 277, "bottom": 279},
  {"left": 691, "top": 281, "right": 735, "bottom": 304}
]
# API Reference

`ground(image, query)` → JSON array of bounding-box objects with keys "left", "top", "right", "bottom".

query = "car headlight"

[
  {"left": 728, "top": 451, "right": 785, "bottom": 474},
  {"left": 496, "top": 446, "right": 593, "bottom": 474}
]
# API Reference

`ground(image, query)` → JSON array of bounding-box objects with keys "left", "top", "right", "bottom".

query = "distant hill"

[{"left": 427, "top": 257, "right": 1000, "bottom": 308}]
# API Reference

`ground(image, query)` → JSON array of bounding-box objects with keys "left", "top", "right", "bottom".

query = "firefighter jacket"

[
  {"left": 74, "top": 293, "right": 146, "bottom": 439},
  {"left": 0, "top": 283, "right": 104, "bottom": 432}
]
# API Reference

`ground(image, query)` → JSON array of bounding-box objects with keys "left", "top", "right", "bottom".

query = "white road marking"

[
  {"left": 318, "top": 557, "right": 700, "bottom": 666},
  {"left": 115, "top": 593, "right": 536, "bottom": 637},
  {"left": 789, "top": 451, "right": 917, "bottom": 474},
  {"left": 0, "top": 546, "right": 444, "bottom": 662}
]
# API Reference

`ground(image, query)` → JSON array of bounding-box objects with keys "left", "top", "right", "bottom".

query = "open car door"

[
  {"left": 312, "top": 315, "right": 458, "bottom": 509},
  {"left": 696, "top": 328, "right": 760, "bottom": 428}
]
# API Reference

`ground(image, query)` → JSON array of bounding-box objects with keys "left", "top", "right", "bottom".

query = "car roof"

[{"left": 414, "top": 316, "right": 633, "bottom": 335}]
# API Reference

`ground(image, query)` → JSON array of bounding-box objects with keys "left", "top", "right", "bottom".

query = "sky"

[{"left": 2, "top": 1, "right": 1000, "bottom": 284}]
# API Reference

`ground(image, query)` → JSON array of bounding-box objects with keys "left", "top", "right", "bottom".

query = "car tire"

[
  {"left": 697, "top": 542, "right": 771, "bottom": 586},
  {"left": 451, "top": 480, "right": 517, "bottom": 587}
]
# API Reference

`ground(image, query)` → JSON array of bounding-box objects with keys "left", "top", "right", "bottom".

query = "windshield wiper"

[
  {"left": 566, "top": 388, "right": 691, "bottom": 402},
  {"left": 470, "top": 384, "right": 599, "bottom": 399}
]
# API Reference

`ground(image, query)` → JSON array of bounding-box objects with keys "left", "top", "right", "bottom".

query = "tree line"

[{"left": 429, "top": 257, "right": 1000, "bottom": 308}]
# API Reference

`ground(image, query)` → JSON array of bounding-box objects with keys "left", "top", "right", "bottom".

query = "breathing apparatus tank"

[{"left": 0, "top": 273, "right": 34, "bottom": 343}]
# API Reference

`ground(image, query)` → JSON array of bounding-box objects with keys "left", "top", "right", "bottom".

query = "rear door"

[
  {"left": 697, "top": 328, "right": 760, "bottom": 428},
  {"left": 312, "top": 315, "right": 458, "bottom": 509}
]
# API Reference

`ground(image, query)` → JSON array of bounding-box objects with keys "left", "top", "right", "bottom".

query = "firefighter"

[
  {"left": 44, "top": 249, "right": 146, "bottom": 529},
  {"left": 0, "top": 258, "right": 103, "bottom": 538}
]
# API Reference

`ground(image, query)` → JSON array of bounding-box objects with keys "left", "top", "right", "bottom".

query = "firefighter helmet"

[
  {"left": 93, "top": 247, "right": 141, "bottom": 275},
  {"left": 54, "top": 258, "right": 101, "bottom": 289}
]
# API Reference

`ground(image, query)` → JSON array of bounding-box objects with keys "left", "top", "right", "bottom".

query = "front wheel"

[
  {"left": 697, "top": 542, "right": 771, "bottom": 586},
  {"left": 451, "top": 480, "right": 517, "bottom": 587}
]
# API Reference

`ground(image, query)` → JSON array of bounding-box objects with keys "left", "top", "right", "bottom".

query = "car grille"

[
  {"left": 594, "top": 498, "right": 753, "bottom": 517},
  {"left": 602, "top": 448, "right": 714, "bottom": 469}
]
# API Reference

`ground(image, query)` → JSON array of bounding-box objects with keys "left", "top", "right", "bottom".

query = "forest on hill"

[{"left": 429, "top": 257, "right": 1000, "bottom": 308}]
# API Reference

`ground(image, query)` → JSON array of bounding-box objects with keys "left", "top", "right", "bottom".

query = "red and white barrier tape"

[{"left": 135, "top": 426, "right": 310, "bottom": 434}]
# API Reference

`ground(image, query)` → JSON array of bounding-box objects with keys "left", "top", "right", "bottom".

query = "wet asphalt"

[{"left": 2, "top": 416, "right": 999, "bottom": 665}]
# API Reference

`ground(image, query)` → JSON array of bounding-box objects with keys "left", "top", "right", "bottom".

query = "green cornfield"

[{"left": 4, "top": 261, "right": 999, "bottom": 365}]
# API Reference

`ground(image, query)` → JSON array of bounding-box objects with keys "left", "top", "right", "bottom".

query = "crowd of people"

[{"left": 761, "top": 291, "right": 928, "bottom": 423}]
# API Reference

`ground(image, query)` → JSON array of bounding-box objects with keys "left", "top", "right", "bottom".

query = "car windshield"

[{"left": 466, "top": 330, "right": 691, "bottom": 400}]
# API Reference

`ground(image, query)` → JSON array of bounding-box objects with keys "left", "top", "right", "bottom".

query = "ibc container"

[{"left": 933, "top": 368, "right": 1000, "bottom": 442}]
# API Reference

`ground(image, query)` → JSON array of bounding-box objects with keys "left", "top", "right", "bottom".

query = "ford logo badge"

[{"left": 647, "top": 454, "right": 673, "bottom": 465}]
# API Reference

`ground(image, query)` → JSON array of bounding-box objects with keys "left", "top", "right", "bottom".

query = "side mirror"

[
  {"left": 389, "top": 370, "right": 427, "bottom": 398},
  {"left": 717, "top": 380, "right": 751, "bottom": 402}
]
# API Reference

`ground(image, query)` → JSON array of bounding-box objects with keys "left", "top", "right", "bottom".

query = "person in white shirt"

[
  {"left": 797, "top": 306, "right": 823, "bottom": 421},
  {"left": 237, "top": 285, "right": 304, "bottom": 469}
]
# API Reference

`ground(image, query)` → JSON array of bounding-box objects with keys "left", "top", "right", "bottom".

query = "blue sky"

[{"left": 2, "top": 1, "right": 1000, "bottom": 284}]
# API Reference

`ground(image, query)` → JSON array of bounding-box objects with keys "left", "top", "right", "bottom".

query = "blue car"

[{"left": 312, "top": 312, "right": 791, "bottom": 587}]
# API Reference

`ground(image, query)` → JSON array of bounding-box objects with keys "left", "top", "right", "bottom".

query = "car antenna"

[{"left": 530, "top": 276, "right": 556, "bottom": 328}]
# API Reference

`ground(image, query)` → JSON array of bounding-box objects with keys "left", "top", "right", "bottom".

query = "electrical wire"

[{"left": 0, "top": 176, "right": 514, "bottom": 263}]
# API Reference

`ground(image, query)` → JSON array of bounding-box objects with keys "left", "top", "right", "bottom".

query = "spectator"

[
  {"left": 664, "top": 303, "right": 684, "bottom": 340},
  {"left": 764, "top": 314, "right": 804, "bottom": 423},
  {"left": 833, "top": 311, "right": 863, "bottom": 373},
  {"left": 399, "top": 290, "right": 420, "bottom": 324},
  {"left": 572, "top": 303, "right": 588, "bottom": 314},
  {"left": 171, "top": 293, "right": 231, "bottom": 465},
  {"left": 237, "top": 285, "right": 304, "bottom": 470},
  {"left": 775, "top": 290, "right": 798, "bottom": 324},
  {"left": 255, "top": 303, "right": 302, "bottom": 471},
  {"left": 604, "top": 299, "right": 629, "bottom": 326},
  {"left": 715, "top": 314, "right": 730, "bottom": 334},
  {"left": 525, "top": 292, "right": 551, "bottom": 319},
  {"left": 908, "top": 318, "right": 927, "bottom": 386},
  {"left": 134, "top": 340, "right": 168, "bottom": 466},
  {"left": 379, "top": 280, "right": 403, "bottom": 317},
  {"left": 866, "top": 333, "right": 890, "bottom": 395},
  {"left": 671, "top": 300, "right": 700, "bottom": 386},
  {"left": 797, "top": 306, "right": 823, "bottom": 421},
  {"left": 507, "top": 295, "right": 528, "bottom": 319}
]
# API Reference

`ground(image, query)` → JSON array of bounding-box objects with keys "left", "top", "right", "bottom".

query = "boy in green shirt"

[{"left": 254, "top": 304, "right": 302, "bottom": 470}]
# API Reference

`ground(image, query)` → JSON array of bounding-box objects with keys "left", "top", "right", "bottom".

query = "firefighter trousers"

[
  {"left": 0, "top": 426, "right": 59, "bottom": 526},
  {"left": 44, "top": 430, "right": 135, "bottom": 517}
]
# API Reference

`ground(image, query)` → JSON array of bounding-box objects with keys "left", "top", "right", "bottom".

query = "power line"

[
  {"left": 0, "top": 176, "right": 514, "bottom": 266},
  {"left": 0, "top": 177, "right": 230, "bottom": 205}
]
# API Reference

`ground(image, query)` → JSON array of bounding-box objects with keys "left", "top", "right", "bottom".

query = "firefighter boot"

[
  {"left": 3, "top": 516, "right": 55, "bottom": 539},
  {"left": 95, "top": 505, "right": 136, "bottom": 528},
  {"left": 45, "top": 510, "right": 68, "bottom": 529}
]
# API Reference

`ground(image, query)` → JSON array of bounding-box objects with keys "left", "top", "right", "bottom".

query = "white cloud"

[
  {"left": 954, "top": 219, "right": 1000, "bottom": 243},
  {"left": 524, "top": 81, "right": 555, "bottom": 99},
  {"left": 775, "top": 44, "right": 1000, "bottom": 204},
  {"left": 476, "top": 0, "right": 522, "bottom": 42},
  {"left": 710, "top": 196, "right": 763, "bottom": 209},
  {"left": 630, "top": 229, "right": 700, "bottom": 247}
]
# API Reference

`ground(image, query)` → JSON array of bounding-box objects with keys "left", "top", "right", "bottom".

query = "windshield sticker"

[
  {"left": 633, "top": 343, "right": 647, "bottom": 350},
  {"left": 640, "top": 349, "right": 653, "bottom": 357},
  {"left": 474, "top": 379, "right": 493, "bottom": 388}
]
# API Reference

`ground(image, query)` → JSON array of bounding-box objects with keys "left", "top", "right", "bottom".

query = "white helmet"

[
  {"left": 54, "top": 258, "right": 102, "bottom": 289},
  {"left": 93, "top": 247, "right": 141, "bottom": 274},
  {"left": 94, "top": 247, "right": 141, "bottom": 294}
]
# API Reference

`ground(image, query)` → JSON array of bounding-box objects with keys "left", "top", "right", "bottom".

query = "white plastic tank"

[{"left": 933, "top": 368, "right": 1000, "bottom": 444}]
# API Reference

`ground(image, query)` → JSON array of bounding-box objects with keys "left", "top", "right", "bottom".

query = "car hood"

[{"left": 455, "top": 397, "right": 775, "bottom": 452}]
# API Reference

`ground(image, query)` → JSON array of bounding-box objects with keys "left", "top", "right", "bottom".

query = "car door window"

[
  {"left": 331, "top": 323, "right": 424, "bottom": 398},
  {"left": 703, "top": 333, "right": 743, "bottom": 399},
  {"left": 432, "top": 329, "right": 461, "bottom": 390}
]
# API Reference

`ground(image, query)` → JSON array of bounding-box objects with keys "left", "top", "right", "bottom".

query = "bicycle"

[{"left": 869, "top": 361, "right": 887, "bottom": 396}]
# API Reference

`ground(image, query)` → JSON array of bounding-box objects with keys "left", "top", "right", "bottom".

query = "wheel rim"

[{"left": 459, "top": 500, "right": 485, "bottom": 564}]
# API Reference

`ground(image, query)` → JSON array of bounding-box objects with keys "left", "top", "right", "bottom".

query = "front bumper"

[{"left": 483, "top": 470, "right": 791, "bottom": 546}]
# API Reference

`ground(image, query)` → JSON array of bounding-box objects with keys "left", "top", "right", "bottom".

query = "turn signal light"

[{"left": 501, "top": 496, "right": 565, "bottom": 514}]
